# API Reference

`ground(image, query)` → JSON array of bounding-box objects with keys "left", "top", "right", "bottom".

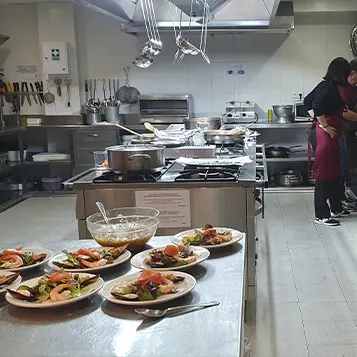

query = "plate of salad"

[
  {"left": 48, "top": 246, "right": 131, "bottom": 272},
  {"left": 0, "top": 247, "right": 53, "bottom": 272},
  {"left": 6, "top": 271, "right": 103, "bottom": 308},
  {"left": 0, "top": 272, "right": 22, "bottom": 294},
  {"left": 130, "top": 244, "right": 210, "bottom": 271},
  {"left": 102, "top": 270, "right": 196, "bottom": 306},
  {"left": 172, "top": 224, "right": 243, "bottom": 249}
]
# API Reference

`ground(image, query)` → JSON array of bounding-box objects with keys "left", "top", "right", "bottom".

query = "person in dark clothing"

[
  {"left": 304, "top": 57, "right": 351, "bottom": 226},
  {"left": 340, "top": 59, "right": 357, "bottom": 203}
]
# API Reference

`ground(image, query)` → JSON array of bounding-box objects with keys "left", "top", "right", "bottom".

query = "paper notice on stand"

[{"left": 135, "top": 190, "right": 191, "bottom": 228}]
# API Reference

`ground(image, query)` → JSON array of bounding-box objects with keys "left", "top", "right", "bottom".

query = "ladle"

[{"left": 96, "top": 201, "right": 109, "bottom": 224}]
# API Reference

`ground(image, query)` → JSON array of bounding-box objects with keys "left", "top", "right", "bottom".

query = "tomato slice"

[
  {"left": 137, "top": 270, "right": 163, "bottom": 285},
  {"left": 163, "top": 245, "right": 179, "bottom": 257}
]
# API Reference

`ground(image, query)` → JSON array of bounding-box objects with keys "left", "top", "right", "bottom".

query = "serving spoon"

[
  {"left": 134, "top": 301, "right": 220, "bottom": 318},
  {"left": 96, "top": 201, "right": 109, "bottom": 224}
]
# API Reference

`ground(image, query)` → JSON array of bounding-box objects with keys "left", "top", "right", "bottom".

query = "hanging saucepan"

[
  {"left": 117, "top": 67, "right": 140, "bottom": 104},
  {"left": 265, "top": 145, "right": 302, "bottom": 158},
  {"left": 106, "top": 144, "right": 165, "bottom": 173}
]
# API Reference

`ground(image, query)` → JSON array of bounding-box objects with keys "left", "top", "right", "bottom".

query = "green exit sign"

[{"left": 51, "top": 49, "right": 60, "bottom": 61}]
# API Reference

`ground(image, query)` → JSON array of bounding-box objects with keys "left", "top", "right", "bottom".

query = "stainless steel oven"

[{"left": 138, "top": 95, "right": 193, "bottom": 124}]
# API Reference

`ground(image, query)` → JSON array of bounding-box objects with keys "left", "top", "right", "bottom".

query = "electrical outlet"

[
  {"left": 225, "top": 68, "right": 235, "bottom": 76},
  {"left": 292, "top": 92, "right": 300, "bottom": 100}
]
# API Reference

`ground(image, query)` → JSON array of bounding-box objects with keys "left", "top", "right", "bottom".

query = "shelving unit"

[
  {"left": 255, "top": 121, "right": 312, "bottom": 190},
  {"left": 0, "top": 127, "right": 27, "bottom": 212},
  {"left": 0, "top": 161, "right": 22, "bottom": 174},
  {"left": 24, "top": 160, "right": 72, "bottom": 165}
]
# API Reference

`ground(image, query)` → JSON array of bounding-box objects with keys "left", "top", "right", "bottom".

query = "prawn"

[
  {"left": 45, "top": 271, "right": 72, "bottom": 284},
  {"left": 73, "top": 248, "right": 102, "bottom": 260},
  {"left": 80, "top": 258, "right": 107, "bottom": 268},
  {"left": 173, "top": 255, "right": 196, "bottom": 264},
  {"left": 0, "top": 248, "right": 23, "bottom": 258},
  {"left": 1, "top": 255, "right": 23, "bottom": 268},
  {"left": 49, "top": 283, "right": 73, "bottom": 302},
  {"left": 158, "top": 278, "right": 176, "bottom": 294}
]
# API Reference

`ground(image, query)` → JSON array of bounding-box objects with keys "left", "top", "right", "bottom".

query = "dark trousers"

[
  {"left": 343, "top": 120, "right": 357, "bottom": 197},
  {"left": 315, "top": 179, "right": 343, "bottom": 219}
]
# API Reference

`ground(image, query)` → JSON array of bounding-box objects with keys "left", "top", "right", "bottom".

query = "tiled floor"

[
  {"left": 252, "top": 192, "right": 357, "bottom": 357},
  {"left": 3, "top": 194, "right": 357, "bottom": 356},
  {"left": 0, "top": 196, "right": 78, "bottom": 244}
]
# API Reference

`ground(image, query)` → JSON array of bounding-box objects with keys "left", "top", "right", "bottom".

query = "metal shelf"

[
  {"left": 0, "top": 191, "right": 27, "bottom": 213},
  {"left": 266, "top": 157, "right": 314, "bottom": 162},
  {"left": 24, "top": 160, "right": 72, "bottom": 165},
  {"left": 0, "top": 161, "right": 22, "bottom": 174},
  {"left": 29, "top": 190, "right": 75, "bottom": 197},
  {"left": 0, "top": 127, "right": 25, "bottom": 137},
  {"left": 252, "top": 122, "right": 311, "bottom": 129},
  {"left": 266, "top": 186, "right": 314, "bottom": 193}
]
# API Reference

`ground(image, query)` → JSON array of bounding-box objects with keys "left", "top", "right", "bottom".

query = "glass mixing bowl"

[{"left": 86, "top": 207, "right": 160, "bottom": 251}]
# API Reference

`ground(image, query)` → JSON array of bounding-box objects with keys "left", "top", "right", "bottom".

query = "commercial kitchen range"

[{"left": 65, "top": 141, "right": 267, "bottom": 315}]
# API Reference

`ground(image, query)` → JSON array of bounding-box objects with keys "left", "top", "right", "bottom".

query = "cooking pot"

[
  {"left": 276, "top": 170, "right": 302, "bottom": 186},
  {"left": 265, "top": 145, "right": 302, "bottom": 158},
  {"left": 184, "top": 117, "right": 221, "bottom": 130},
  {"left": 107, "top": 144, "right": 165, "bottom": 173},
  {"left": 204, "top": 130, "right": 244, "bottom": 145}
]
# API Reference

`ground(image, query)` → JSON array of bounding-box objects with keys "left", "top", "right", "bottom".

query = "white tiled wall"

[
  {"left": 78, "top": 9, "right": 357, "bottom": 116},
  {"left": 0, "top": 3, "right": 356, "bottom": 117}
]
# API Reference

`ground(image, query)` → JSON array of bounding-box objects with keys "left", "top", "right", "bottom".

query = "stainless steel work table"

[{"left": 0, "top": 236, "right": 246, "bottom": 357}]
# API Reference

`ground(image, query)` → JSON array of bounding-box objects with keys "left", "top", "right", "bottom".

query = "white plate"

[
  {"left": 102, "top": 271, "right": 196, "bottom": 306},
  {"left": 5, "top": 273, "right": 104, "bottom": 308},
  {"left": 130, "top": 246, "right": 210, "bottom": 271},
  {"left": 0, "top": 248, "right": 53, "bottom": 272},
  {"left": 48, "top": 248, "right": 131, "bottom": 273},
  {"left": 0, "top": 272, "right": 22, "bottom": 294},
  {"left": 172, "top": 227, "right": 243, "bottom": 249}
]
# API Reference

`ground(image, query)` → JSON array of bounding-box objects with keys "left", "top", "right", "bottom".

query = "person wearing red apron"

[{"left": 304, "top": 57, "right": 351, "bottom": 226}]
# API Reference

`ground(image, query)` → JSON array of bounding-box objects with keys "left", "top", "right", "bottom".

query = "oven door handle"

[{"left": 62, "top": 168, "right": 94, "bottom": 190}]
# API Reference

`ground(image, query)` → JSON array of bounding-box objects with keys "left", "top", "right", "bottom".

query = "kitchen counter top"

[
  {"left": 71, "top": 141, "right": 258, "bottom": 190},
  {"left": 0, "top": 236, "right": 246, "bottom": 357}
]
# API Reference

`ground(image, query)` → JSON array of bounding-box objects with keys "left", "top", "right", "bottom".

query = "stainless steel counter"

[{"left": 0, "top": 236, "right": 246, "bottom": 357}]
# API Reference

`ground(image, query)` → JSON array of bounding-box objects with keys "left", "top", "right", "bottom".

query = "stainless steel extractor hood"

[
  {"left": 0, "top": 34, "right": 10, "bottom": 47},
  {"left": 75, "top": 0, "right": 294, "bottom": 34}
]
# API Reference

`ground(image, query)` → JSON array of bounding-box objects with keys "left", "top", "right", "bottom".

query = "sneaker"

[
  {"left": 342, "top": 200, "right": 357, "bottom": 212},
  {"left": 314, "top": 218, "right": 340, "bottom": 226},
  {"left": 332, "top": 210, "right": 351, "bottom": 218}
]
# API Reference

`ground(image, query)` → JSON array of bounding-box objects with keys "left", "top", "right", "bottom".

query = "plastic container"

[{"left": 41, "top": 177, "right": 62, "bottom": 191}]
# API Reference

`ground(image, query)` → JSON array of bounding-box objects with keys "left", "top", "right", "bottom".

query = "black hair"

[
  {"left": 350, "top": 59, "right": 357, "bottom": 72},
  {"left": 323, "top": 57, "right": 351, "bottom": 86}
]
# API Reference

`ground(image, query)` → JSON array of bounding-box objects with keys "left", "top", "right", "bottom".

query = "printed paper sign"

[{"left": 135, "top": 190, "right": 191, "bottom": 228}]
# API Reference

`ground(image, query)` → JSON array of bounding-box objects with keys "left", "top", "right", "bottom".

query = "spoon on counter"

[
  {"left": 96, "top": 201, "right": 109, "bottom": 224},
  {"left": 134, "top": 301, "right": 220, "bottom": 318}
]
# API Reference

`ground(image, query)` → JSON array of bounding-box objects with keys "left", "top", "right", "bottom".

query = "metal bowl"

[
  {"left": 272, "top": 105, "right": 294, "bottom": 123},
  {"left": 87, "top": 207, "right": 160, "bottom": 251}
]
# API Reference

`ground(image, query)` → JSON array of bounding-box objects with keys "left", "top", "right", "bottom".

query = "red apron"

[{"left": 314, "top": 108, "right": 343, "bottom": 181}]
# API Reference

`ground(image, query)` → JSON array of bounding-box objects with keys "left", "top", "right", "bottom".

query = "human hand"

[{"left": 322, "top": 125, "right": 337, "bottom": 138}]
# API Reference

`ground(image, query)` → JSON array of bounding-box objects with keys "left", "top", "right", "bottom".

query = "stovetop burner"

[
  {"left": 93, "top": 170, "right": 163, "bottom": 183},
  {"left": 175, "top": 166, "right": 239, "bottom": 182}
]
